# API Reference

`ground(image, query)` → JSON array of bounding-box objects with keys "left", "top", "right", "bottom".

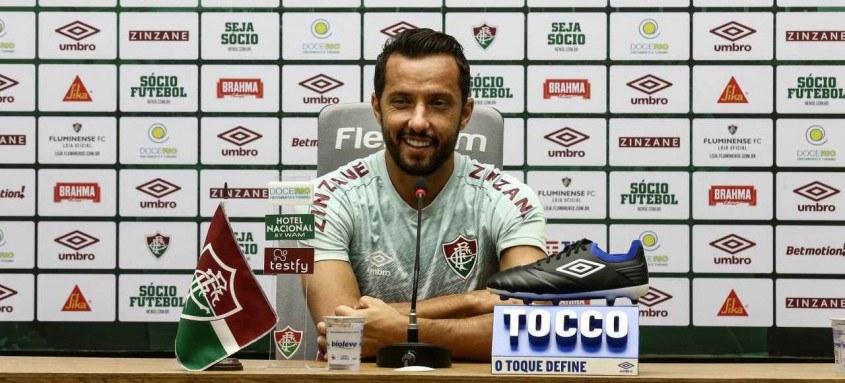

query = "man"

[{"left": 301, "top": 28, "right": 547, "bottom": 361}]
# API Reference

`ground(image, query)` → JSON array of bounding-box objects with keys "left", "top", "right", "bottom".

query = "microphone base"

[{"left": 376, "top": 342, "right": 452, "bottom": 368}]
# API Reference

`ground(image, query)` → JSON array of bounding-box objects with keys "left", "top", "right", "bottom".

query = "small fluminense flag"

[{"left": 175, "top": 203, "right": 277, "bottom": 371}]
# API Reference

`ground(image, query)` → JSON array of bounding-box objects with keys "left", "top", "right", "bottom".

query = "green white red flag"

[{"left": 175, "top": 203, "right": 277, "bottom": 371}]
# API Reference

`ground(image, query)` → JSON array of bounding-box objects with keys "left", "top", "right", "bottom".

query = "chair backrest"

[
  {"left": 274, "top": 102, "right": 504, "bottom": 360},
  {"left": 316, "top": 102, "right": 504, "bottom": 176}
]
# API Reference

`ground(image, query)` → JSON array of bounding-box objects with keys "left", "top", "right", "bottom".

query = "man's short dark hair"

[{"left": 374, "top": 28, "right": 471, "bottom": 104}]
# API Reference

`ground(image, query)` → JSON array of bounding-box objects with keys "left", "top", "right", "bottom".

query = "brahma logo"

[
  {"left": 473, "top": 23, "right": 497, "bottom": 50},
  {"left": 639, "top": 287, "right": 672, "bottom": 318},
  {"left": 62, "top": 285, "right": 92, "bottom": 312},
  {"left": 136, "top": 178, "right": 181, "bottom": 209},
  {"left": 146, "top": 232, "right": 171, "bottom": 259},
  {"left": 717, "top": 289, "right": 748, "bottom": 317},
  {"left": 717, "top": 77, "right": 748, "bottom": 104},
  {"left": 786, "top": 30, "right": 845, "bottom": 42},
  {"left": 53, "top": 183, "right": 101, "bottom": 203},
  {"left": 708, "top": 185, "right": 757, "bottom": 206},
  {"left": 380, "top": 21, "right": 418, "bottom": 37},
  {"left": 545, "top": 127, "right": 589, "bottom": 158},
  {"left": 626, "top": 74, "right": 672, "bottom": 105},
  {"left": 55, "top": 21, "right": 99, "bottom": 51},
  {"left": 274, "top": 326, "right": 303, "bottom": 359},
  {"left": 710, "top": 234, "right": 755, "bottom": 265},
  {"left": 129, "top": 30, "right": 189, "bottom": 41},
  {"left": 710, "top": 21, "right": 755, "bottom": 52},
  {"left": 218, "top": 126, "right": 262, "bottom": 157},
  {"left": 181, "top": 244, "right": 242, "bottom": 321},
  {"left": 299, "top": 74, "right": 344, "bottom": 105},
  {"left": 63, "top": 75, "right": 93, "bottom": 102},
  {"left": 618, "top": 137, "right": 680, "bottom": 148},
  {"left": 55, "top": 230, "right": 98, "bottom": 261},
  {"left": 794, "top": 181, "right": 840, "bottom": 212},
  {"left": 442, "top": 235, "right": 478, "bottom": 279},
  {"left": 543, "top": 79, "right": 590, "bottom": 99},
  {"left": 216, "top": 78, "right": 263, "bottom": 99},
  {"left": 0, "top": 74, "right": 19, "bottom": 104}
]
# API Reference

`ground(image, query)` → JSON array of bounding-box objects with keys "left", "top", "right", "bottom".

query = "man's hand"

[{"left": 316, "top": 296, "right": 408, "bottom": 358}]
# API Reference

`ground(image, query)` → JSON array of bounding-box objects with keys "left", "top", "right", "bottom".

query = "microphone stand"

[{"left": 375, "top": 179, "right": 452, "bottom": 368}]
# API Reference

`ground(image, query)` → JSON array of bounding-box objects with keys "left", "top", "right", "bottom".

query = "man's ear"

[
  {"left": 460, "top": 97, "right": 475, "bottom": 131},
  {"left": 371, "top": 92, "right": 382, "bottom": 126}
]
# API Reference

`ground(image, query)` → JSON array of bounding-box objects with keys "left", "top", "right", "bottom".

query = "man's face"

[{"left": 373, "top": 53, "right": 473, "bottom": 176}]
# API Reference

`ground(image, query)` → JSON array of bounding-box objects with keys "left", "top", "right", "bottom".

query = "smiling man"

[{"left": 301, "top": 29, "right": 547, "bottom": 361}]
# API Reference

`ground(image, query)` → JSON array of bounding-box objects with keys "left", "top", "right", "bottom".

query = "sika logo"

[
  {"left": 710, "top": 234, "right": 755, "bottom": 265},
  {"left": 62, "top": 285, "right": 91, "bottom": 312},
  {"left": 55, "top": 230, "right": 99, "bottom": 261},
  {"left": 786, "top": 30, "right": 845, "bottom": 42},
  {"left": 639, "top": 287, "right": 672, "bottom": 318},
  {"left": 710, "top": 21, "right": 755, "bottom": 52},
  {"left": 472, "top": 23, "right": 497, "bottom": 50},
  {"left": 136, "top": 178, "right": 181, "bottom": 209},
  {"left": 794, "top": 181, "right": 840, "bottom": 212},
  {"left": 626, "top": 74, "right": 672, "bottom": 105},
  {"left": 708, "top": 185, "right": 757, "bottom": 206},
  {"left": 63, "top": 75, "right": 93, "bottom": 102},
  {"left": 717, "top": 289, "right": 748, "bottom": 317},
  {"left": 618, "top": 137, "right": 680, "bottom": 148},
  {"left": 54, "top": 183, "right": 101, "bottom": 203},
  {"left": 0, "top": 74, "right": 19, "bottom": 104},
  {"left": 216, "top": 78, "right": 263, "bottom": 99},
  {"left": 129, "top": 30, "right": 189, "bottom": 41},
  {"left": 544, "top": 127, "right": 589, "bottom": 158},
  {"left": 717, "top": 77, "right": 748, "bottom": 104},
  {"left": 543, "top": 79, "right": 590, "bottom": 99},
  {"left": 380, "top": 21, "right": 418, "bottom": 37},
  {"left": 55, "top": 21, "right": 99, "bottom": 51},
  {"left": 218, "top": 126, "right": 262, "bottom": 157},
  {"left": 299, "top": 74, "right": 344, "bottom": 105}
]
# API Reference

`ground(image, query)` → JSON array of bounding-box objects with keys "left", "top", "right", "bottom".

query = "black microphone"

[{"left": 376, "top": 177, "right": 451, "bottom": 368}]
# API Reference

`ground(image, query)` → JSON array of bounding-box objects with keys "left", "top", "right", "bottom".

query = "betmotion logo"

[
  {"left": 544, "top": 127, "right": 589, "bottom": 158},
  {"left": 0, "top": 186, "right": 25, "bottom": 200},
  {"left": 710, "top": 21, "right": 756, "bottom": 52},
  {"left": 55, "top": 20, "right": 100, "bottom": 51},
  {"left": 717, "top": 77, "right": 748, "bottom": 104},
  {"left": 626, "top": 74, "right": 673, "bottom": 105},
  {"left": 543, "top": 79, "right": 590, "bottom": 99},
  {"left": 709, "top": 234, "right": 756, "bottom": 265},
  {"left": 131, "top": 74, "right": 188, "bottom": 104},
  {"left": 216, "top": 78, "right": 263, "bottom": 99},
  {"left": 472, "top": 23, "right": 497, "bottom": 50},
  {"left": 548, "top": 21, "right": 585, "bottom": 52},
  {"left": 639, "top": 287, "right": 672, "bottom": 318},
  {"left": 129, "top": 30, "right": 189, "bottom": 41},
  {"left": 136, "top": 178, "right": 182, "bottom": 209},
  {"left": 0, "top": 74, "right": 19, "bottom": 103},
  {"left": 793, "top": 181, "right": 841, "bottom": 212},
  {"left": 218, "top": 126, "right": 263, "bottom": 157},
  {"left": 299, "top": 74, "right": 344, "bottom": 105},
  {"left": 0, "top": 283, "right": 17, "bottom": 313},
  {"left": 380, "top": 21, "right": 418, "bottom": 38},
  {"left": 787, "top": 75, "right": 845, "bottom": 107},
  {"left": 55, "top": 230, "right": 99, "bottom": 261}
]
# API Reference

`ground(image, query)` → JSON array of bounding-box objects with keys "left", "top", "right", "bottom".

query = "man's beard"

[{"left": 382, "top": 117, "right": 460, "bottom": 176}]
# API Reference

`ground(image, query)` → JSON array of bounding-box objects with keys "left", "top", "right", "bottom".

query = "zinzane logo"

[
  {"left": 442, "top": 235, "right": 478, "bottom": 279},
  {"left": 794, "top": 181, "right": 840, "bottom": 212}
]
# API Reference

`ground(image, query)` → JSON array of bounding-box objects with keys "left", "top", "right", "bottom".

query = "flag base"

[{"left": 208, "top": 358, "right": 244, "bottom": 371}]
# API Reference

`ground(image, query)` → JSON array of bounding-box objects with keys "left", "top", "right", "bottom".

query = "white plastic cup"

[
  {"left": 833, "top": 319, "right": 845, "bottom": 372},
  {"left": 325, "top": 316, "right": 364, "bottom": 371}
]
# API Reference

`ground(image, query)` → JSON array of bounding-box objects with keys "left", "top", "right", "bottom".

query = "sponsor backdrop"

[{"left": 0, "top": 0, "right": 843, "bottom": 359}]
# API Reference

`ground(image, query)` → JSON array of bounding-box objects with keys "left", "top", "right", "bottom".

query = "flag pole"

[{"left": 207, "top": 183, "right": 242, "bottom": 371}]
